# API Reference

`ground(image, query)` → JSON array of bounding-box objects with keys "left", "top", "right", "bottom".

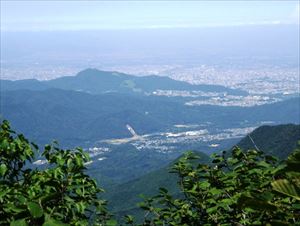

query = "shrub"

[
  {"left": 0, "top": 120, "right": 114, "bottom": 226},
  {"left": 130, "top": 148, "right": 300, "bottom": 225}
]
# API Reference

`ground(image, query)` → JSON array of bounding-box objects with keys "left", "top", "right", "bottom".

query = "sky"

[{"left": 1, "top": 1, "right": 299, "bottom": 31}]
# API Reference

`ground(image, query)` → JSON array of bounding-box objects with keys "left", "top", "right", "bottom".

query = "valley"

[
  {"left": 1, "top": 69, "right": 299, "bottom": 185},
  {"left": 89, "top": 123, "right": 258, "bottom": 155}
]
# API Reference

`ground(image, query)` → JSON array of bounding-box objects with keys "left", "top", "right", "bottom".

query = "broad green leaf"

[
  {"left": 28, "top": 202, "right": 43, "bottom": 218},
  {"left": 272, "top": 179, "right": 300, "bottom": 200},
  {"left": 238, "top": 194, "right": 277, "bottom": 211},
  {"left": 0, "top": 163, "right": 7, "bottom": 177},
  {"left": 10, "top": 219, "right": 28, "bottom": 226}
]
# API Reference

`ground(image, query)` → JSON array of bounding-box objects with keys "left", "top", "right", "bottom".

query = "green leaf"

[
  {"left": 159, "top": 187, "right": 168, "bottom": 193},
  {"left": 28, "top": 202, "right": 43, "bottom": 218},
  {"left": 272, "top": 179, "right": 300, "bottom": 200},
  {"left": 206, "top": 206, "right": 218, "bottom": 214},
  {"left": 199, "top": 181, "right": 210, "bottom": 189},
  {"left": 10, "top": 219, "right": 28, "bottom": 226},
  {"left": 106, "top": 219, "right": 118, "bottom": 226},
  {"left": 67, "top": 158, "right": 72, "bottom": 168},
  {"left": 238, "top": 194, "right": 277, "bottom": 211},
  {"left": 0, "top": 189, "right": 8, "bottom": 199},
  {"left": 222, "top": 198, "right": 234, "bottom": 205},
  {"left": 0, "top": 163, "right": 7, "bottom": 177},
  {"left": 286, "top": 150, "right": 300, "bottom": 172},
  {"left": 209, "top": 188, "right": 222, "bottom": 195},
  {"left": 124, "top": 215, "right": 134, "bottom": 224},
  {"left": 292, "top": 203, "right": 300, "bottom": 209},
  {"left": 6, "top": 203, "right": 26, "bottom": 213}
]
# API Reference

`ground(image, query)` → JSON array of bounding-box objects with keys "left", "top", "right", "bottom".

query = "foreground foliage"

[
  {"left": 1, "top": 120, "right": 299, "bottom": 225},
  {"left": 0, "top": 120, "right": 114, "bottom": 226},
  {"left": 127, "top": 148, "right": 300, "bottom": 225}
]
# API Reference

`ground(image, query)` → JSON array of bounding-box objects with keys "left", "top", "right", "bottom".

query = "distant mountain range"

[{"left": 1, "top": 68, "right": 247, "bottom": 96}]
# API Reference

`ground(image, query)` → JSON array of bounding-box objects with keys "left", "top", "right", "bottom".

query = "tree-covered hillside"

[
  {"left": 1, "top": 88, "right": 299, "bottom": 147},
  {"left": 104, "top": 151, "right": 210, "bottom": 221},
  {"left": 237, "top": 124, "right": 300, "bottom": 159},
  {"left": 1, "top": 69, "right": 246, "bottom": 96}
]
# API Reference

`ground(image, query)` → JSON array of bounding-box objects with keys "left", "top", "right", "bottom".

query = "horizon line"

[{"left": 1, "top": 21, "right": 299, "bottom": 32}]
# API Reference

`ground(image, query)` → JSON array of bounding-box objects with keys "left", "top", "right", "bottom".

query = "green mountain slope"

[
  {"left": 1, "top": 88, "right": 299, "bottom": 147},
  {"left": 0, "top": 79, "right": 49, "bottom": 91},
  {"left": 104, "top": 151, "right": 210, "bottom": 221},
  {"left": 87, "top": 143, "right": 180, "bottom": 185},
  {"left": 1, "top": 68, "right": 247, "bottom": 96},
  {"left": 237, "top": 124, "right": 300, "bottom": 159}
]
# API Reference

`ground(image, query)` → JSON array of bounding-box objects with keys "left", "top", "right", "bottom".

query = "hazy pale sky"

[{"left": 1, "top": 1, "right": 299, "bottom": 31}]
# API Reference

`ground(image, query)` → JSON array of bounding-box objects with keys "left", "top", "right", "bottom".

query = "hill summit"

[{"left": 237, "top": 124, "right": 300, "bottom": 159}]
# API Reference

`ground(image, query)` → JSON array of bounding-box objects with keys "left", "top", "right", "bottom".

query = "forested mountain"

[
  {"left": 0, "top": 79, "right": 49, "bottom": 91},
  {"left": 1, "top": 88, "right": 299, "bottom": 147},
  {"left": 0, "top": 68, "right": 246, "bottom": 95},
  {"left": 237, "top": 124, "right": 300, "bottom": 159}
]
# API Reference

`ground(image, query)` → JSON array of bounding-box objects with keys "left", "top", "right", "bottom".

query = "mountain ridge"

[
  {"left": 236, "top": 123, "right": 300, "bottom": 159},
  {"left": 1, "top": 68, "right": 247, "bottom": 96}
]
